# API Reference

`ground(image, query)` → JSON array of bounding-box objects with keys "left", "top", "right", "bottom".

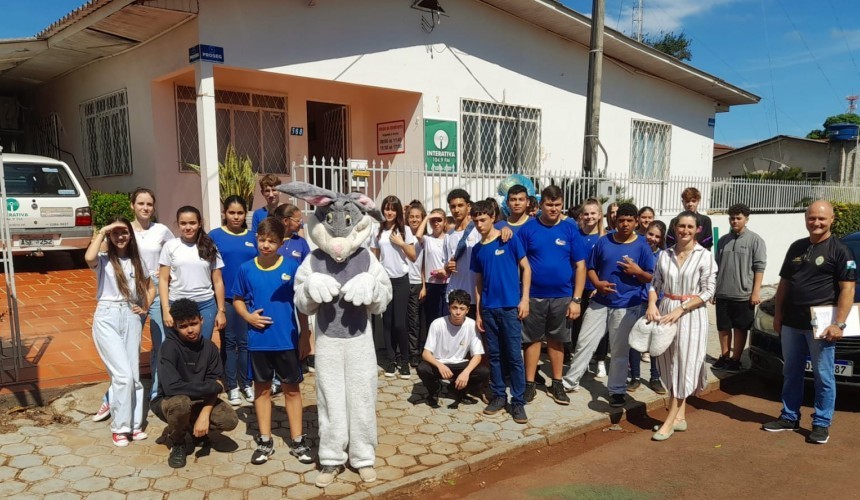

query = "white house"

[{"left": 0, "top": 0, "right": 758, "bottom": 225}]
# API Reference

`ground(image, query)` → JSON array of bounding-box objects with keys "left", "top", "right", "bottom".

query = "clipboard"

[{"left": 811, "top": 304, "right": 860, "bottom": 338}]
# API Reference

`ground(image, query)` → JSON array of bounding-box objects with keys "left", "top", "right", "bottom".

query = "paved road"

[{"left": 418, "top": 373, "right": 860, "bottom": 500}]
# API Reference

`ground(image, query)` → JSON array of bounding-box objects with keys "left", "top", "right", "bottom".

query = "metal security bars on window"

[
  {"left": 80, "top": 89, "right": 132, "bottom": 177},
  {"left": 630, "top": 119, "right": 671, "bottom": 180},
  {"left": 461, "top": 100, "right": 541, "bottom": 175},
  {"left": 175, "top": 85, "right": 288, "bottom": 174},
  {"left": 31, "top": 113, "right": 60, "bottom": 160}
]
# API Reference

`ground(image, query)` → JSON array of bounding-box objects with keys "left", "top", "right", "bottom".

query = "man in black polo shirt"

[{"left": 762, "top": 200, "right": 855, "bottom": 444}]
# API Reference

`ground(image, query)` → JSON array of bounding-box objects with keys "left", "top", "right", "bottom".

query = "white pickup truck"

[{"left": 2, "top": 153, "right": 93, "bottom": 259}]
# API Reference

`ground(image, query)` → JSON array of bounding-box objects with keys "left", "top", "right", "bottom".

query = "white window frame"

[
  {"left": 629, "top": 119, "right": 672, "bottom": 180},
  {"left": 175, "top": 85, "right": 289, "bottom": 174},
  {"left": 461, "top": 99, "right": 541, "bottom": 175},
  {"left": 80, "top": 89, "right": 132, "bottom": 177}
]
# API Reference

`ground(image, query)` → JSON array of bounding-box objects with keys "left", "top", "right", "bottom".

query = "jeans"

[
  {"left": 481, "top": 307, "right": 526, "bottom": 405},
  {"left": 779, "top": 325, "right": 836, "bottom": 427},
  {"left": 167, "top": 297, "right": 217, "bottom": 341},
  {"left": 221, "top": 300, "right": 249, "bottom": 391},
  {"left": 629, "top": 348, "right": 660, "bottom": 381},
  {"left": 92, "top": 301, "right": 145, "bottom": 434},
  {"left": 563, "top": 302, "right": 641, "bottom": 394},
  {"left": 148, "top": 276, "right": 166, "bottom": 400}
]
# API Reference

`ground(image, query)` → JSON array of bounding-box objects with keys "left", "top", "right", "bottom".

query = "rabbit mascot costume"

[{"left": 277, "top": 182, "right": 392, "bottom": 481}]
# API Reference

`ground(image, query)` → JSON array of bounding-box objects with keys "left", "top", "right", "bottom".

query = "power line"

[{"left": 775, "top": 1, "right": 843, "bottom": 109}]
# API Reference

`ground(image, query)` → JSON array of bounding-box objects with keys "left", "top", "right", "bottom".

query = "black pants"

[
  {"left": 407, "top": 283, "right": 426, "bottom": 357},
  {"left": 417, "top": 360, "right": 490, "bottom": 398},
  {"left": 152, "top": 395, "right": 238, "bottom": 445},
  {"left": 383, "top": 275, "right": 411, "bottom": 364},
  {"left": 423, "top": 283, "right": 447, "bottom": 330}
]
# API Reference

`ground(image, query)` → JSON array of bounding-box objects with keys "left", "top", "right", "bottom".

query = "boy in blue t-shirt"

[
  {"left": 562, "top": 203, "right": 655, "bottom": 408},
  {"left": 232, "top": 217, "right": 313, "bottom": 466},
  {"left": 518, "top": 186, "right": 587, "bottom": 406},
  {"left": 494, "top": 184, "right": 531, "bottom": 236},
  {"left": 250, "top": 174, "right": 283, "bottom": 233},
  {"left": 469, "top": 201, "right": 532, "bottom": 424}
]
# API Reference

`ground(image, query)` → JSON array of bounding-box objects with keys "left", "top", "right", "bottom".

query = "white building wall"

[
  {"left": 198, "top": 0, "right": 718, "bottom": 174},
  {"left": 23, "top": 0, "right": 725, "bottom": 221}
]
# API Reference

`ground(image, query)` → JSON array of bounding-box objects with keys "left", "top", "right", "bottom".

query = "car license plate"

[
  {"left": 805, "top": 357, "right": 853, "bottom": 377},
  {"left": 19, "top": 237, "right": 54, "bottom": 247}
]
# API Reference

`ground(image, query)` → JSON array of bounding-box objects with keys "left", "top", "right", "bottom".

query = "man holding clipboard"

[{"left": 762, "top": 200, "right": 856, "bottom": 444}]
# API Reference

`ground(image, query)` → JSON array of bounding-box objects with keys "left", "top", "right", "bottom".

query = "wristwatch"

[
  {"left": 835, "top": 322, "right": 847, "bottom": 330},
  {"left": 571, "top": 297, "right": 582, "bottom": 304}
]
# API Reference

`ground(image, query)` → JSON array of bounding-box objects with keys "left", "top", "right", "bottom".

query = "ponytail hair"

[
  {"left": 221, "top": 195, "right": 248, "bottom": 230},
  {"left": 176, "top": 206, "right": 219, "bottom": 263}
]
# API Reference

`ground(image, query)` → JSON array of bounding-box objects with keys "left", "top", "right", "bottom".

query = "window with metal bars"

[
  {"left": 629, "top": 119, "right": 671, "bottom": 180},
  {"left": 175, "top": 85, "right": 288, "bottom": 174},
  {"left": 461, "top": 99, "right": 541, "bottom": 175},
  {"left": 80, "top": 89, "right": 132, "bottom": 177}
]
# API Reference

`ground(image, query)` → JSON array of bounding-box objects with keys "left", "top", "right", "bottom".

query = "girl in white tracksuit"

[{"left": 87, "top": 216, "right": 155, "bottom": 447}]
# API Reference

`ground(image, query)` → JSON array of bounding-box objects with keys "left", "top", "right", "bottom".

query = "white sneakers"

[
  {"left": 596, "top": 361, "right": 607, "bottom": 378},
  {"left": 227, "top": 388, "right": 242, "bottom": 406}
]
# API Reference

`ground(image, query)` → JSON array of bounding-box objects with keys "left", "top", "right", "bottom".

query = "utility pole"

[{"left": 582, "top": 0, "right": 605, "bottom": 175}]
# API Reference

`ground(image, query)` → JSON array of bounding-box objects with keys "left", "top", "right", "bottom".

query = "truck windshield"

[{"left": 3, "top": 163, "right": 79, "bottom": 197}]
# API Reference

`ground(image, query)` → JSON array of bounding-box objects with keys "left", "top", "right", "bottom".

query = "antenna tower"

[
  {"left": 633, "top": 0, "right": 644, "bottom": 42},
  {"left": 848, "top": 95, "right": 859, "bottom": 114}
]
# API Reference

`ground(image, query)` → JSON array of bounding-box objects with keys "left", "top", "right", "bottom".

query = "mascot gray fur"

[{"left": 277, "top": 182, "right": 392, "bottom": 477}]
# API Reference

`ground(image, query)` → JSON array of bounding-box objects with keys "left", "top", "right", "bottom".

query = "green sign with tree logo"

[{"left": 424, "top": 119, "right": 457, "bottom": 173}]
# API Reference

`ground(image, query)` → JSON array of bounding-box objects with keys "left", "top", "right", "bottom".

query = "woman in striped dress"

[{"left": 646, "top": 211, "right": 717, "bottom": 441}]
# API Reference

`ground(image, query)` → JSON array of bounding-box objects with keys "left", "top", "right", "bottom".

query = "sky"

[{"left": 0, "top": 0, "right": 855, "bottom": 148}]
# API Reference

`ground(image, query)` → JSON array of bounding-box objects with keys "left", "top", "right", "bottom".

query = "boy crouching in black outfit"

[
  {"left": 151, "top": 299, "right": 239, "bottom": 468},
  {"left": 417, "top": 289, "right": 490, "bottom": 408}
]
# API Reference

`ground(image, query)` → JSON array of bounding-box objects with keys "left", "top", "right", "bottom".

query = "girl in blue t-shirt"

[
  {"left": 629, "top": 220, "right": 667, "bottom": 393},
  {"left": 209, "top": 196, "right": 258, "bottom": 406}
]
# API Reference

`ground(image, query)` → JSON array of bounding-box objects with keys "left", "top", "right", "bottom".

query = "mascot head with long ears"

[{"left": 276, "top": 182, "right": 383, "bottom": 263}]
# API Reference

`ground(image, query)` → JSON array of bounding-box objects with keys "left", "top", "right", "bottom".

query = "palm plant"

[{"left": 187, "top": 144, "right": 256, "bottom": 205}]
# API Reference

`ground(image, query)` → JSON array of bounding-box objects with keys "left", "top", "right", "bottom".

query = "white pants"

[
  {"left": 92, "top": 301, "right": 145, "bottom": 434},
  {"left": 563, "top": 302, "right": 641, "bottom": 395},
  {"left": 315, "top": 332, "right": 378, "bottom": 468}
]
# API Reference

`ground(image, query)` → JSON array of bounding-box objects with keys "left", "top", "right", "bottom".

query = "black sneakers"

[
  {"left": 383, "top": 362, "right": 397, "bottom": 378},
  {"left": 725, "top": 359, "right": 742, "bottom": 373},
  {"left": 251, "top": 435, "right": 275, "bottom": 464},
  {"left": 510, "top": 403, "right": 528, "bottom": 424},
  {"left": 483, "top": 396, "right": 507, "bottom": 415},
  {"left": 289, "top": 435, "right": 314, "bottom": 463},
  {"left": 398, "top": 364, "right": 411, "bottom": 380},
  {"left": 626, "top": 378, "right": 642, "bottom": 392},
  {"left": 426, "top": 390, "right": 440, "bottom": 408},
  {"left": 649, "top": 379, "right": 667, "bottom": 395},
  {"left": 168, "top": 444, "right": 187, "bottom": 468},
  {"left": 609, "top": 394, "right": 626, "bottom": 408},
  {"left": 807, "top": 425, "right": 830, "bottom": 444},
  {"left": 548, "top": 380, "right": 570, "bottom": 405},
  {"left": 762, "top": 418, "right": 800, "bottom": 432},
  {"left": 524, "top": 382, "right": 537, "bottom": 403},
  {"left": 712, "top": 354, "right": 729, "bottom": 370}
]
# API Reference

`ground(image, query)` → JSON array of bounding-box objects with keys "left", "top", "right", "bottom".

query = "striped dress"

[{"left": 652, "top": 244, "right": 718, "bottom": 398}]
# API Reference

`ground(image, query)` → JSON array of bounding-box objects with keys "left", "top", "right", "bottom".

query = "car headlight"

[{"left": 754, "top": 309, "right": 777, "bottom": 337}]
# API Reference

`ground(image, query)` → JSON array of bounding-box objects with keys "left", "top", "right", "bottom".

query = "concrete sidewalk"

[{"left": 0, "top": 313, "right": 739, "bottom": 499}]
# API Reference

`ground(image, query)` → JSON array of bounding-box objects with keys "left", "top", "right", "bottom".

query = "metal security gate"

[{"left": 0, "top": 147, "right": 24, "bottom": 383}]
